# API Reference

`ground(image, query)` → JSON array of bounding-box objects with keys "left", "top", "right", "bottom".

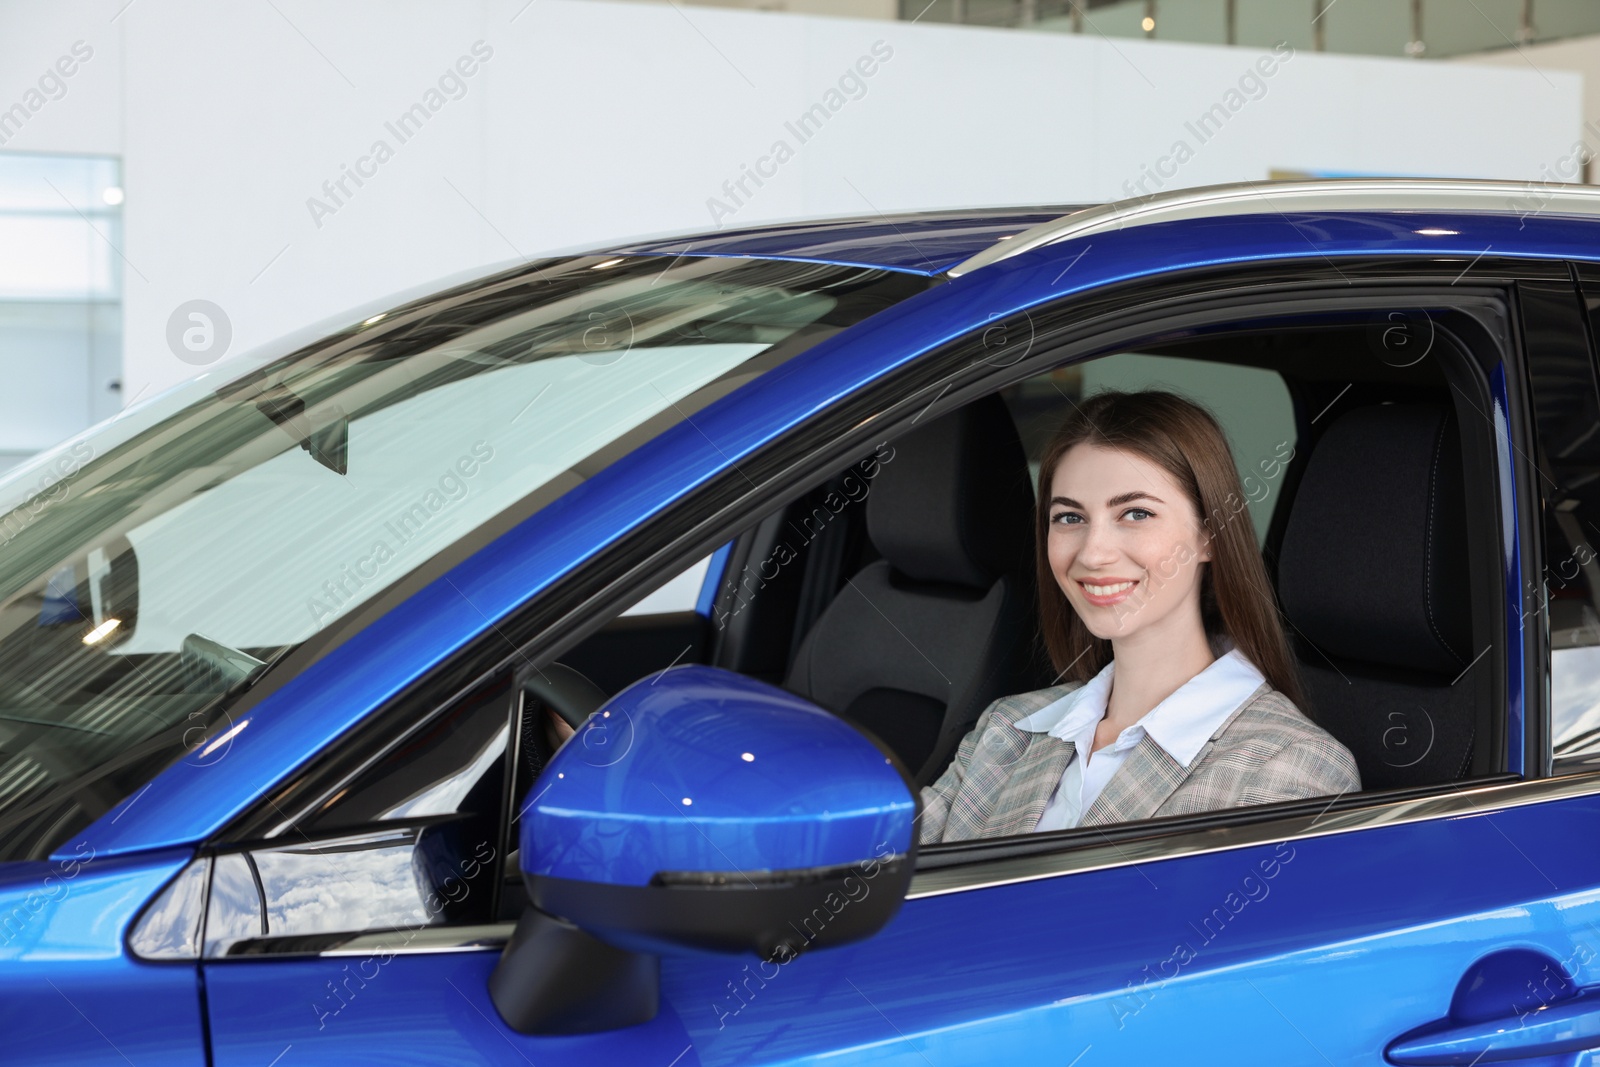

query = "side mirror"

[{"left": 490, "top": 665, "right": 918, "bottom": 1035}]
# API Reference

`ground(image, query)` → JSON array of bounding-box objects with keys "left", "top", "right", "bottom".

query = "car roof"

[
  {"left": 608, "top": 206, "right": 1088, "bottom": 276},
  {"left": 946, "top": 177, "right": 1600, "bottom": 276},
  {"left": 611, "top": 179, "right": 1600, "bottom": 278}
]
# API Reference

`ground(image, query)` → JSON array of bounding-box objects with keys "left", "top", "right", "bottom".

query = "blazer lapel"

[
  {"left": 1080, "top": 734, "right": 1189, "bottom": 827},
  {"left": 980, "top": 734, "right": 1077, "bottom": 838}
]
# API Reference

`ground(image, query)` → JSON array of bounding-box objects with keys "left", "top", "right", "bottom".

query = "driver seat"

[{"left": 785, "top": 396, "right": 1040, "bottom": 785}]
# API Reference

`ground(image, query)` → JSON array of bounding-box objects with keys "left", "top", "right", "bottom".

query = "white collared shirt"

[{"left": 1014, "top": 647, "right": 1267, "bottom": 832}]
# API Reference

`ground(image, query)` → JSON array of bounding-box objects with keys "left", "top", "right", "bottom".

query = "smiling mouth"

[{"left": 1077, "top": 579, "right": 1138, "bottom": 606}]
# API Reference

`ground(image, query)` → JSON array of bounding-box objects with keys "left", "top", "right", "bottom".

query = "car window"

[
  {"left": 546, "top": 321, "right": 1498, "bottom": 820},
  {"left": 1530, "top": 272, "right": 1600, "bottom": 769},
  {"left": 1537, "top": 451, "right": 1600, "bottom": 767},
  {"left": 193, "top": 673, "right": 513, "bottom": 956},
  {"left": 0, "top": 255, "right": 927, "bottom": 862},
  {"left": 125, "top": 346, "right": 755, "bottom": 652},
  {"left": 620, "top": 553, "right": 715, "bottom": 616},
  {"left": 598, "top": 317, "right": 1495, "bottom": 826}
]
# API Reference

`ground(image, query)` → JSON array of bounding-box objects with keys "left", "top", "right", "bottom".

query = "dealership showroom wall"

[{"left": 0, "top": 0, "right": 1590, "bottom": 467}]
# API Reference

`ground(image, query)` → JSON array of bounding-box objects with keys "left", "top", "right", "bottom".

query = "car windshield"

[{"left": 0, "top": 254, "right": 926, "bottom": 861}]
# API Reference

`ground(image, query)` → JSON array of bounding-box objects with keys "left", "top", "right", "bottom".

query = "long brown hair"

[{"left": 1035, "top": 389, "right": 1303, "bottom": 706}]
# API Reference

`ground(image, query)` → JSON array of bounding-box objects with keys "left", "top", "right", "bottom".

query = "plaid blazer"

[{"left": 919, "top": 681, "right": 1360, "bottom": 843}]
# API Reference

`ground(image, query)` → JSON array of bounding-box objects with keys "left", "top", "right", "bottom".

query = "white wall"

[
  {"left": 630, "top": 0, "right": 899, "bottom": 18},
  {"left": 1455, "top": 36, "right": 1599, "bottom": 181},
  {"left": 0, "top": 0, "right": 1583, "bottom": 405}
]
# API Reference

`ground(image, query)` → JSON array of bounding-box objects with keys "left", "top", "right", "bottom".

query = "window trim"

[
  {"left": 217, "top": 256, "right": 1555, "bottom": 919},
  {"left": 908, "top": 768, "right": 1555, "bottom": 899}
]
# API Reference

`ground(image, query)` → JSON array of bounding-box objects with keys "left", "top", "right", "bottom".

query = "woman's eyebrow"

[{"left": 1051, "top": 491, "right": 1167, "bottom": 509}]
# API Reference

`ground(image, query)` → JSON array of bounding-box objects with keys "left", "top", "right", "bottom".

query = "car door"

[
  {"left": 653, "top": 268, "right": 1570, "bottom": 1067},
  {"left": 189, "top": 253, "right": 1600, "bottom": 1067},
  {"left": 667, "top": 265, "right": 1600, "bottom": 1066}
]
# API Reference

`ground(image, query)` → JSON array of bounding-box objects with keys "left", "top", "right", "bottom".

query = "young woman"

[{"left": 920, "top": 390, "right": 1359, "bottom": 844}]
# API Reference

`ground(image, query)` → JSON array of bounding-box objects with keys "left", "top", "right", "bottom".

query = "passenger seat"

[{"left": 1277, "top": 402, "right": 1485, "bottom": 789}]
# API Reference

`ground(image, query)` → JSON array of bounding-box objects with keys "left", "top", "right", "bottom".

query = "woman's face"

[{"left": 1046, "top": 443, "right": 1211, "bottom": 643}]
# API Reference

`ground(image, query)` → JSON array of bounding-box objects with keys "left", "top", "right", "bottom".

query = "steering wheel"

[
  {"left": 516, "top": 662, "right": 607, "bottom": 789},
  {"left": 522, "top": 663, "right": 607, "bottom": 732}
]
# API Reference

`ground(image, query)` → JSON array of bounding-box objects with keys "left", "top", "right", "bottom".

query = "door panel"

[
  {"left": 203, "top": 952, "right": 697, "bottom": 1065},
  {"left": 3, "top": 850, "right": 207, "bottom": 1067},
  {"left": 681, "top": 798, "right": 1600, "bottom": 1064},
  {"left": 201, "top": 793, "right": 1600, "bottom": 1064}
]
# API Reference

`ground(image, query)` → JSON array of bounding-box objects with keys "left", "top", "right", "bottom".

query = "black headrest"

[
  {"left": 1278, "top": 402, "right": 1472, "bottom": 676},
  {"left": 867, "top": 395, "right": 1033, "bottom": 589}
]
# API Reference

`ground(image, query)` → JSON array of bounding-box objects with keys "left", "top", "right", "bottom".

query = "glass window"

[
  {"left": 0, "top": 255, "right": 926, "bottom": 860},
  {"left": 1543, "top": 469, "right": 1600, "bottom": 763},
  {"left": 0, "top": 152, "right": 123, "bottom": 471},
  {"left": 201, "top": 825, "right": 499, "bottom": 958},
  {"left": 1531, "top": 273, "right": 1600, "bottom": 768},
  {"left": 620, "top": 554, "right": 713, "bottom": 617}
]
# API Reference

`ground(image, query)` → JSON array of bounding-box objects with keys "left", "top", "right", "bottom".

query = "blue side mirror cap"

[
  {"left": 523, "top": 664, "right": 917, "bottom": 891},
  {"left": 491, "top": 666, "right": 920, "bottom": 1034}
]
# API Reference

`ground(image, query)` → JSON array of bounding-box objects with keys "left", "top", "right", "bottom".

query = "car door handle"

[
  {"left": 1386, "top": 988, "right": 1600, "bottom": 1064},
  {"left": 1387, "top": 950, "right": 1600, "bottom": 1065}
]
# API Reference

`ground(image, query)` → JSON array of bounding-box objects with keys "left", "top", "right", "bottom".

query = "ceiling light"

[
  {"left": 101, "top": 187, "right": 124, "bottom": 206},
  {"left": 1141, "top": 16, "right": 1155, "bottom": 31},
  {"left": 83, "top": 618, "right": 121, "bottom": 645}
]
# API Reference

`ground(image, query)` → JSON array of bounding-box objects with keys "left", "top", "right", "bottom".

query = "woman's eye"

[
  {"left": 1051, "top": 512, "right": 1084, "bottom": 525},
  {"left": 1123, "top": 508, "right": 1154, "bottom": 521}
]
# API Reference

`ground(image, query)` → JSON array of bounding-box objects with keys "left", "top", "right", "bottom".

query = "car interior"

[
  {"left": 550, "top": 322, "right": 1503, "bottom": 804},
  {"left": 208, "top": 313, "right": 1508, "bottom": 947}
]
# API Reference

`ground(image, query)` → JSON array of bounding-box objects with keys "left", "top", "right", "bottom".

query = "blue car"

[{"left": 10, "top": 177, "right": 1600, "bottom": 1065}]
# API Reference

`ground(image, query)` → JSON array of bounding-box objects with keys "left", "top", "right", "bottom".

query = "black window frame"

[{"left": 1532, "top": 263, "right": 1600, "bottom": 776}]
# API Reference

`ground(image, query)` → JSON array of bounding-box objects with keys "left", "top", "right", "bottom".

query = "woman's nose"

[{"left": 1077, "top": 517, "right": 1120, "bottom": 565}]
